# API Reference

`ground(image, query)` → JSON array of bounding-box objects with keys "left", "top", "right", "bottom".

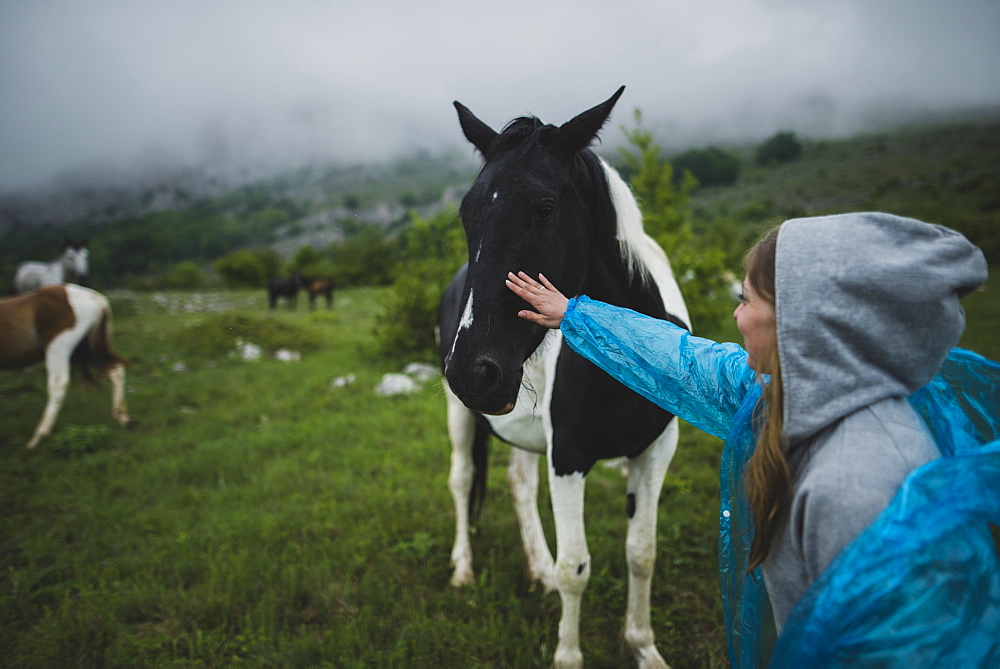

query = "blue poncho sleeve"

[{"left": 560, "top": 295, "right": 758, "bottom": 438}]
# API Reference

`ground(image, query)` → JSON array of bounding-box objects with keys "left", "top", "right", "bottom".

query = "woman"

[{"left": 506, "top": 212, "right": 998, "bottom": 665}]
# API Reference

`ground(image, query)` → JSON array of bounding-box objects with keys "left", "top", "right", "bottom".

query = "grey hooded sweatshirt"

[{"left": 763, "top": 212, "right": 988, "bottom": 632}]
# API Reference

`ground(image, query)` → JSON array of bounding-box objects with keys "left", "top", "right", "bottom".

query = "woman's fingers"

[
  {"left": 505, "top": 271, "right": 567, "bottom": 329},
  {"left": 538, "top": 273, "right": 558, "bottom": 292}
]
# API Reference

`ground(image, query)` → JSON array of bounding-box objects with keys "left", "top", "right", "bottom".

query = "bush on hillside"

[
  {"left": 755, "top": 131, "right": 803, "bottom": 166},
  {"left": 672, "top": 147, "right": 741, "bottom": 187},
  {"left": 372, "top": 209, "right": 465, "bottom": 360},
  {"left": 214, "top": 250, "right": 267, "bottom": 288},
  {"left": 329, "top": 224, "right": 398, "bottom": 287},
  {"left": 161, "top": 261, "right": 209, "bottom": 289}
]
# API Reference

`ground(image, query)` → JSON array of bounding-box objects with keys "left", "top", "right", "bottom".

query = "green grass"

[
  {"left": 2, "top": 271, "right": 997, "bottom": 668},
  {"left": 0, "top": 288, "right": 731, "bottom": 668},
  {"left": 3, "top": 277, "right": 994, "bottom": 667}
]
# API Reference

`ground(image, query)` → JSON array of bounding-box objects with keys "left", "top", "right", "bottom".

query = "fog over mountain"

[{"left": 1, "top": 0, "right": 998, "bottom": 193}]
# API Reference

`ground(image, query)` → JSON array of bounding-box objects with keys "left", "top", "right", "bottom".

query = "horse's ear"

[
  {"left": 454, "top": 101, "right": 498, "bottom": 158},
  {"left": 555, "top": 86, "right": 625, "bottom": 156}
]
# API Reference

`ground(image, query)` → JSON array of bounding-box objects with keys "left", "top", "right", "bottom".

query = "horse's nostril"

[{"left": 473, "top": 357, "right": 503, "bottom": 393}]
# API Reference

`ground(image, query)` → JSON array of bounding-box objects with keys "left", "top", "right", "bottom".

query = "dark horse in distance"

[
  {"left": 268, "top": 273, "right": 303, "bottom": 310},
  {"left": 303, "top": 276, "right": 334, "bottom": 310},
  {"left": 437, "top": 87, "right": 689, "bottom": 668}
]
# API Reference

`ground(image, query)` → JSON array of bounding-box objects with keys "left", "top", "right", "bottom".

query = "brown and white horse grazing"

[{"left": 0, "top": 284, "right": 132, "bottom": 448}]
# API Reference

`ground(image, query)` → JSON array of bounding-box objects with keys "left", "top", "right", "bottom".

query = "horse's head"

[
  {"left": 444, "top": 87, "right": 625, "bottom": 414},
  {"left": 63, "top": 239, "right": 89, "bottom": 284}
]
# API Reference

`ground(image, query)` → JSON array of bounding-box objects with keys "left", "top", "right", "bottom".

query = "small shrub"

[
  {"left": 755, "top": 131, "right": 803, "bottom": 166},
  {"left": 671, "top": 147, "right": 741, "bottom": 187},
  {"left": 163, "top": 262, "right": 208, "bottom": 290},
  {"left": 372, "top": 210, "right": 464, "bottom": 360},
  {"left": 215, "top": 251, "right": 266, "bottom": 288}
]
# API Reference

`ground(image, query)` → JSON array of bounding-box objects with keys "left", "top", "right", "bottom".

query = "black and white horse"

[
  {"left": 438, "top": 87, "right": 690, "bottom": 668},
  {"left": 14, "top": 239, "right": 90, "bottom": 293}
]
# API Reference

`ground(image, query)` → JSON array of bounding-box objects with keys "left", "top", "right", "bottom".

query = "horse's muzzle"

[{"left": 445, "top": 354, "right": 520, "bottom": 415}]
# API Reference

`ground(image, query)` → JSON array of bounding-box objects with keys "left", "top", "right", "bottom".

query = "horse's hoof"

[
  {"left": 634, "top": 647, "right": 670, "bottom": 669},
  {"left": 450, "top": 568, "right": 474, "bottom": 588},
  {"left": 124, "top": 419, "right": 138, "bottom": 430},
  {"left": 553, "top": 647, "right": 583, "bottom": 669}
]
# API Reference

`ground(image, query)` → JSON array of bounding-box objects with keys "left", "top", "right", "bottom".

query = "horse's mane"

[
  {"left": 599, "top": 158, "right": 671, "bottom": 284},
  {"left": 490, "top": 116, "right": 555, "bottom": 157}
]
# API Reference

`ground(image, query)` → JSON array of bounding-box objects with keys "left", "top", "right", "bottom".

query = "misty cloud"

[{"left": 1, "top": 0, "right": 997, "bottom": 190}]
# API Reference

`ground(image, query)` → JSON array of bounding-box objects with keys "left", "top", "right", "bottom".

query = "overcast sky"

[{"left": 1, "top": 0, "right": 997, "bottom": 190}]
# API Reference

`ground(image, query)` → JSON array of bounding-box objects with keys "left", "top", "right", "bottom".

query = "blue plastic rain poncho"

[
  {"left": 559, "top": 214, "right": 997, "bottom": 666},
  {"left": 560, "top": 297, "right": 1000, "bottom": 667}
]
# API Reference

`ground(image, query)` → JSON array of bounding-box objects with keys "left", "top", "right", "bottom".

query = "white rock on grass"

[
  {"left": 375, "top": 373, "right": 420, "bottom": 397},
  {"left": 373, "top": 362, "right": 441, "bottom": 397},
  {"left": 274, "top": 349, "right": 301, "bottom": 362},
  {"left": 330, "top": 374, "right": 357, "bottom": 388},
  {"left": 403, "top": 362, "right": 440, "bottom": 382}
]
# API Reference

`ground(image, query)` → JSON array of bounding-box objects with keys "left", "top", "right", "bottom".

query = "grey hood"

[{"left": 776, "top": 212, "right": 987, "bottom": 446}]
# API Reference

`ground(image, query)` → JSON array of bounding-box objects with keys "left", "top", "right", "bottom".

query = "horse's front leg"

[
  {"left": 507, "top": 447, "right": 555, "bottom": 591},
  {"left": 445, "top": 383, "right": 477, "bottom": 586},
  {"left": 624, "top": 418, "right": 679, "bottom": 669},
  {"left": 548, "top": 468, "right": 590, "bottom": 669},
  {"left": 107, "top": 364, "right": 134, "bottom": 428},
  {"left": 26, "top": 336, "right": 74, "bottom": 448}
]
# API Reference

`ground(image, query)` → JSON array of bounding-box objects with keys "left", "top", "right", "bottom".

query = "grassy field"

[
  {"left": 1, "top": 275, "right": 995, "bottom": 668},
  {"left": 0, "top": 287, "right": 728, "bottom": 668}
]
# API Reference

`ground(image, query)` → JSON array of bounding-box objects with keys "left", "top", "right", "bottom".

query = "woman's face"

[{"left": 733, "top": 279, "right": 777, "bottom": 373}]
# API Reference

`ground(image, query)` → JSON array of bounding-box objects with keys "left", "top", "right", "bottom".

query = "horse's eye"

[{"left": 535, "top": 201, "right": 555, "bottom": 221}]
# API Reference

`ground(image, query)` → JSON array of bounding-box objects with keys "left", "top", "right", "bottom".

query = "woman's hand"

[{"left": 506, "top": 271, "right": 568, "bottom": 329}]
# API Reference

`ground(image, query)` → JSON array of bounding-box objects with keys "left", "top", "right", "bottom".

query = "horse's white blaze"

[
  {"left": 446, "top": 289, "right": 476, "bottom": 366},
  {"left": 459, "top": 289, "right": 474, "bottom": 330}
]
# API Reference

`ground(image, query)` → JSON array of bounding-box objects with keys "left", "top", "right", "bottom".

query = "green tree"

[
  {"left": 214, "top": 250, "right": 266, "bottom": 288},
  {"left": 755, "top": 131, "right": 803, "bottom": 166},
  {"left": 163, "top": 261, "right": 207, "bottom": 289},
  {"left": 618, "top": 109, "right": 732, "bottom": 337},
  {"left": 372, "top": 209, "right": 466, "bottom": 360},
  {"left": 329, "top": 224, "right": 398, "bottom": 287},
  {"left": 671, "top": 146, "right": 741, "bottom": 187}
]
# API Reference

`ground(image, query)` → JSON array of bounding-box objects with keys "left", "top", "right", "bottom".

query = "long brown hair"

[{"left": 742, "top": 227, "right": 790, "bottom": 571}]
